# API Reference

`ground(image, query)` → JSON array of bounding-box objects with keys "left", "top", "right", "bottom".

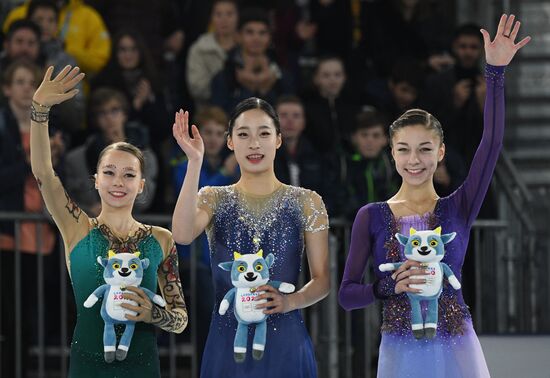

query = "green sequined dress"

[{"left": 68, "top": 223, "right": 163, "bottom": 378}]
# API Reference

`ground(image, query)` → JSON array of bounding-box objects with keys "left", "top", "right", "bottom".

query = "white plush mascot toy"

[
  {"left": 379, "top": 227, "right": 461, "bottom": 339},
  {"left": 218, "top": 249, "right": 295, "bottom": 362},
  {"left": 84, "top": 250, "right": 166, "bottom": 362}
]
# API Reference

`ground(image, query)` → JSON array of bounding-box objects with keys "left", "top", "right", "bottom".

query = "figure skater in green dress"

[{"left": 30, "top": 65, "right": 188, "bottom": 377}]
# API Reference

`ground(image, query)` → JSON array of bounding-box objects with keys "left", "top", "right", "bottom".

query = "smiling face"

[
  {"left": 401, "top": 230, "right": 445, "bottom": 263},
  {"left": 227, "top": 108, "right": 281, "bottom": 175},
  {"left": 227, "top": 251, "right": 271, "bottom": 288},
  {"left": 95, "top": 149, "right": 145, "bottom": 210},
  {"left": 396, "top": 227, "right": 456, "bottom": 263},
  {"left": 391, "top": 124, "right": 444, "bottom": 187},
  {"left": 101, "top": 252, "right": 148, "bottom": 287}
]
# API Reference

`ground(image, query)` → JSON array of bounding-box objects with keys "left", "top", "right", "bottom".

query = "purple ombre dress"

[{"left": 338, "top": 64, "right": 505, "bottom": 378}]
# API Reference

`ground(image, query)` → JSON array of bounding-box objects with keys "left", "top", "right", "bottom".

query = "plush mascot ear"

[
  {"left": 141, "top": 258, "right": 150, "bottom": 270},
  {"left": 441, "top": 232, "right": 456, "bottom": 244},
  {"left": 395, "top": 233, "right": 409, "bottom": 246},
  {"left": 97, "top": 256, "right": 108, "bottom": 267},
  {"left": 265, "top": 253, "right": 275, "bottom": 268},
  {"left": 218, "top": 261, "right": 234, "bottom": 271}
]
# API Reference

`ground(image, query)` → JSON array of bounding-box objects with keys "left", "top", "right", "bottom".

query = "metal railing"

[
  {"left": 0, "top": 209, "right": 542, "bottom": 378},
  {"left": 494, "top": 152, "right": 539, "bottom": 333}
]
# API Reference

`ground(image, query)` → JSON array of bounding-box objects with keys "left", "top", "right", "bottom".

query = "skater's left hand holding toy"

[
  {"left": 255, "top": 284, "right": 294, "bottom": 315},
  {"left": 122, "top": 286, "right": 166, "bottom": 323}
]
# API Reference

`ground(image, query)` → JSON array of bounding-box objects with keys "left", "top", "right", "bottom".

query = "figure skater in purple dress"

[{"left": 339, "top": 14, "right": 530, "bottom": 377}]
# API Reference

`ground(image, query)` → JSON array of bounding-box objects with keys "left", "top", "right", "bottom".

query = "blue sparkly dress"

[{"left": 197, "top": 184, "right": 329, "bottom": 378}]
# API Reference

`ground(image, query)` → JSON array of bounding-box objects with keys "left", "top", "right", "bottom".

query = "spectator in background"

[
  {"left": 365, "top": 59, "right": 425, "bottom": 122},
  {"left": 363, "top": 0, "right": 454, "bottom": 78},
  {"left": 345, "top": 110, "right": 398, "bottom": 219},
  {"left": 274, "top": 95, "right": 339, "bottom": 215},
  {"left": 27, "top": 0, "right": 85, "bottom": 132},
  {"left": 0, "top": 19, "right": 42, "bottom": 78},
  {"left": 87, "top": 0, "right": 183, "bottom": 65},
  {"left": 1, "top": 19, "right": 84, "bottom": 133},
  {"left": 268, "top": 1, "right": 317, "bottom": 79},
  {"left": 309, "top": 0, "right": 353, "bottom": 63},
  {"left": 91, "top": 29, "right": 170, "bottom": 150},
  {"left": 186, "top": 0, "right": 238, "bottom": 108},
  {"left": 3, "top": 0, "right": 111, "bottom": 74},
  {"left": 26, "top": 1, "right": 68, "bottom": 66},
  {"left": 64, "top": 87, "right": 158, "bottom": 216},
  {"left": 433, "top": 144, "right": 467, "bottom": 197},
  {"left": 421, "top": 23, "right": 485, "bottom": 165},
  {"left": 0, "top": 59, "right": 64, "bottom": 378},
  {"left": 303, "top": 55, "right": 359, "bottom": 156},
  {"left": 211, "top": 7, "right": 294, "bottom": 113}
]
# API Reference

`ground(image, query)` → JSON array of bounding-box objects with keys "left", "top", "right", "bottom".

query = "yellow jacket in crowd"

[{"left": 3, "top": 0, "right": 111, "bottom": 74}]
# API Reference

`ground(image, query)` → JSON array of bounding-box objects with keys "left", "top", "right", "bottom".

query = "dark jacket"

[
  {"left": 274, "top": 135, "right": 342, "bottom": 217},
  {"left": 210, "top": 47, "right": 294, "bottom": 114},
  {"left": 420, "top": 65, "right": 483, "bottom": 165},
  {"left": 302, "top": 90, "right": 359, "bottom": 156},
  {"left": 345, "top": 150, "right": 399, "bottom": 220},
  {"left": 0, "top": 105, "right": 30, "bottom": 235}
]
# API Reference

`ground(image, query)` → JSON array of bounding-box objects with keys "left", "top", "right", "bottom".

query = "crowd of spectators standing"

[{"left": 0, "top": 0, "right": 492, "bottom": 220}]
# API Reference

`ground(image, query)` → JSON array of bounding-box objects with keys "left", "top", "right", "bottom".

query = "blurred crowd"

[{"left": 0, "top": 0, "right": 493, "bottom": 222}]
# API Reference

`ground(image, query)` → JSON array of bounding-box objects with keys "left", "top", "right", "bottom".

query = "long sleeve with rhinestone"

[
  {"left": 451, "top": 64, "right": 505, "bottom": 227},
  {"left": 339, "top": 205, "right": 381, "bottom": 310}
]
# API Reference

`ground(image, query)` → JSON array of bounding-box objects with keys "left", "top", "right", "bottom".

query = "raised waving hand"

[
  {"left": 33, "top": 65, "right": 85, "bottom": 107},
  {"left": 481, "top": 14, "right": 531, "bottom": 66},
  {"left": 172, "top": 109, "right": 204, "bottom": 163}
]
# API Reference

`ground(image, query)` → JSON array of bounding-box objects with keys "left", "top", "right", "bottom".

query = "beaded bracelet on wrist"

[{"left": 30, "top": 101, "right": 50, "bottom": 123}]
